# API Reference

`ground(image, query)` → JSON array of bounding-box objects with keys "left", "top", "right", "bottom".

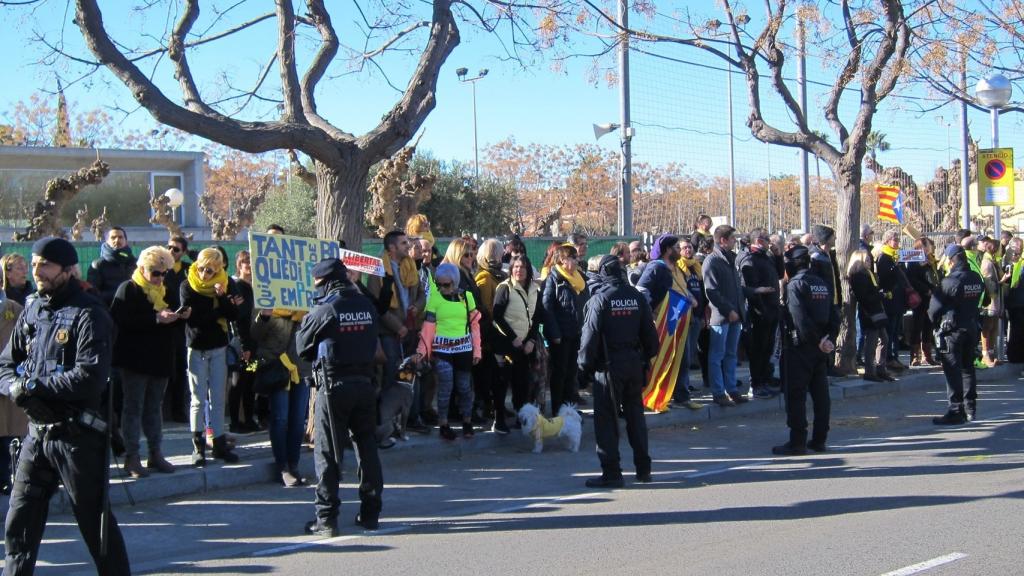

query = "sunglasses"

[
  {"left": 149, "top": 269, "right": 167, "bottom": 277},
  {"left": 167, "top": 245, "right": 182, "bottom": 253},
  {"left": 462, "top": 253, "right": 475, "bottom": 259},
  {"left": 198, "top": 266, "right": 216, "bottom": 275}
]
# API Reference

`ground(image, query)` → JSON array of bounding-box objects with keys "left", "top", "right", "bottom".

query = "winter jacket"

[
  {"left": 737, "top": 247, "right": 780, "bottom": 321},
  {"left": 88, "top": 244, "right": 135, "bottom": 306},
  {"left": 180, "top": 281, "right": 238, "bottom": 350},
  {"left": 703, "top": 246, "right": 745, "bottom": 325},
  {"left": 849, "top": 268, "right": 886, "bottom": 330},
  {"left": 541, "top": 270, "right": 590, "bottom": 342},
  {"left": 492, "top": 279, "right": 543, "bottom": 355},
  {"left": 110, "top": 279, "right": 178, "bottom": 377},
  {"left": 0, "top": 297, "right": 27, "bottom": 437},
  {"left": 875, "top": 250, "right": 907, "bottom": 315},
  {"left": 250, "top": 312, "right": 297, "bottom": 364}
]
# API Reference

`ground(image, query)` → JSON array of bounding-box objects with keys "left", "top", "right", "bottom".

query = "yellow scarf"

[
  {"left": 540, "top": 265, "right": 550, "bottom": 280},
  {"left": 187, "top": 263, "right": 230, "bottom": 334},
  {"left": 676, "top": 256, "right": 702, "bottom": 279},
  {"left": 866, "top": 267, "right": 878, "bottom": 287},
  {"left": 554, "top": 264, "right": 586, "bottom": 293},
  {"left": 1012, "top": 260, "right": 1024, "bottom": 289},
  {"left": 271, "top": 308, "right": 307, "bottom": 322},
  {"left": 280, "top": 353, "right": 300, "bottom": 387},
  {"left": 881, "top": 244, "right": 899, "bottom": 260},
  {"left": 173, "top": 260, "right": 183, "bottom": 274},
  {"left": 380, "top": 252, "right": 419, "bottom": 310},
  {"left": 131, "top": 268, "right": 168, "bottom": 312}
]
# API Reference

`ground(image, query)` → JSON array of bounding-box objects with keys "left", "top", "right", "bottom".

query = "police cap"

[
  {"left": 944, "top": 244, "right": 965, "bottom": 260},
  {"left": 785, "top": 245, "right": 810, "bottom": 264},
  {"left": 32, "top": 236, "right": 78, "bottom": 267},
  {"left": 311, "top": 258, "right": 348, "bottom": 281}
]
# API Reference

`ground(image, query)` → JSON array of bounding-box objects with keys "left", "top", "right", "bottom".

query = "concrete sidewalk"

[{"left": 31, "top": 357, "right": 1021, "bottom": 512}]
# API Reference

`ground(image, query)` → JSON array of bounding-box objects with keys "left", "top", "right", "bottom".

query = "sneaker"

[
  {"left": 439, "top": 425, "right": 457, "bottom": 441},
  {"left": 771, "top": 442, "right": 808, "bottom": 456},
  {"left": 584, "top": 475, "right": 625, "bottom": 488},
  {"left": 713, "top": 395, "right": 736, "bottom": 407},
  {"left": 728, "top": 391, "right": 750, "bottom": 404},
  {"left": 635, "top": 471, "right": 653, "bottom": 483},
  {"left": 932, "top": 410, "right": 967, "bottom": 425},
  {"left": 752, "top": 387, "right": 776, "bottom": 399},
  {"left": 675, "top": 400, "right": 704, "bottom": 411},
  {"left": 492, "top": 418, "right": 510, "bottom": 435},
  {"left": 355, "top": 513, "right": 379, "bottom": 531},
  {"left": 281, "top": 470, "right": 303, "bottom": 487},
  {"left": 966, "top": 403, "right": 977, "bottom": 422},
  {"left": 462, "top": 422, "right": 475, "bottom": 438},
  {"left": 304, "top": 519, "right": 338, "bottom": 538}
]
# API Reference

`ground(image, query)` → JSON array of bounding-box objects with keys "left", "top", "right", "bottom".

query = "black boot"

[
  {"left": 191, "top": 432, "right": 206, "bottom": 467},
  {"left": 771, "top": 441, "right": 808, "bottom": 456},
  {"left": 966, "top": 402, "right": 977, "bottom": 422},
  {"left": 584, "top": 474, "right": 624, "bottom": 488},
  {"left": 933, "top": 406, "right": 967, "bottom": 425},
  {"left": 212, "top": 435, "right": 239, "bottom": 463}
]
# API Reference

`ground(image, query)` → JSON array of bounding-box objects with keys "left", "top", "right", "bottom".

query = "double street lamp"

[{"left": 456, "top": 67, "right": 489, "bottom": 183}]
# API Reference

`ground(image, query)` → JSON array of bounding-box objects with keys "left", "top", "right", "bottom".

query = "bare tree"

[
  {"left": 571, "top": 0, "right": 916, "bottom": 369},
  {"left": 14, "top": 159, "right": 110, "bottom": 241}
]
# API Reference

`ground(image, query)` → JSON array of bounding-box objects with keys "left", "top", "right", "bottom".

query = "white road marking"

[{"left": 879, "top": 552, "right": 967, "bottom": 575}]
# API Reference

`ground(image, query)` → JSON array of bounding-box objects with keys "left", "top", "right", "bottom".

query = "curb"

[{"left": 44, "top": 362, "right": 1019, "bottom": 512}]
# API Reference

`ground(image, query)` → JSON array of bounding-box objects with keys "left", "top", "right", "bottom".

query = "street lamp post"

[
  {"left": 975, "top": 72, "right": 1012, "bottom": 360},
  {"left": 456, "top": 67, "right": 489, "bottom": 183}
]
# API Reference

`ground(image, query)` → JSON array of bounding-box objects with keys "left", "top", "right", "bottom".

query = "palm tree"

[{"left": 865, "top": 131, "right": 891, "bottom": 174}]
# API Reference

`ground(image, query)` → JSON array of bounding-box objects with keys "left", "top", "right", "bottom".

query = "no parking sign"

[{"left": 978, "top": 147, "right": 1014, "bottom": 206}]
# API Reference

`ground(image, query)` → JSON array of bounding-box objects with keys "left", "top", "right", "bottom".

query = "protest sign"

[
  {"left": 340, "top": 248, "right": 385, "bottom": 277},
  {"left": 898, "top": 249, "right": 926, "bottom": 263},
  {"left": 249, "top": 231, "right": 340, "bottom": 310}
]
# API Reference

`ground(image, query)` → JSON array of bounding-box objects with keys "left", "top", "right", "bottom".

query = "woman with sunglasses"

[
  {"left": 414, "top": 263, "right": 482, "bottom": 440},
  {"left": 0, "top": 253, "right": 33, "bottom": 306},
  {"left": 110, "top": 246, "right": 187, "bottom": 478},
  {"left": 181, "top": 248, "right": 240, "bottom": 466}
]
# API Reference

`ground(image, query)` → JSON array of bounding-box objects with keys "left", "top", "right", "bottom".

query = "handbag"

[
  {"left": 904, "top": 286, "right": 922, "bottom": 310},
  {"left": 253, "top": 356, "right": 289, "bottom": 395}
]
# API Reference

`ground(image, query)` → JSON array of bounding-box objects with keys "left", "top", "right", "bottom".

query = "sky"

[{"left": 0, "top": 1, "right": 1021, "bottom": 189}]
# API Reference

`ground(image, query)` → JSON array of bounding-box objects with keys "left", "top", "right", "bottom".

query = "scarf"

[
  {"left": 380, "top": 251, "right": 419, "bottom": 310},
  {"left": 866, "top": 267, "right": 878, "bottom": 287},
  {"left": 1012, "top": 260, "right": 1024, "bottom": 289},
  {"left": 173, "top": 260, "right": 183, "bottom": 274},
  {"left": 100, "top": 242, "right": 134, "bottom": 264},
  {"left": 881, "top": 244, "right": 899, "bottom": 260},
  {"left": 187, "top": 263, "right": 230, "bottom": 334},
  {"left": 554, "top": 264, "right": 586, "bottom": 294},
  {"left": 280, "top": 353, "right": 300, "bottom": 387},
  {"left": 677, "top": 256, "right": 702, "bottom": 279},
  {"left": 131, "top": 268, "right": 168, "bottom": 312},
  {"left": 271, "top": 308, "right": 307, "bottom": 322}
]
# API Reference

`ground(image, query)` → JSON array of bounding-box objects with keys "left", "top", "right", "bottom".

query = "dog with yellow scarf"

[{"left": 517, "top": 403, "right": 582, "bottom": 453}]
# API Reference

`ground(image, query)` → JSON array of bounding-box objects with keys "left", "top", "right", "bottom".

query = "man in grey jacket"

[{"left": 703, "top": 225, "right": 749, "bottom": 406}]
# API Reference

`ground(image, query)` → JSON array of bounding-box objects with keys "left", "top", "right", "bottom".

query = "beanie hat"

[
  {"left": 649, "top": 234, "right": 679, "bottom": 261},
  {"left": 32, "top": 237, "right": 78, "bottom": 267}
]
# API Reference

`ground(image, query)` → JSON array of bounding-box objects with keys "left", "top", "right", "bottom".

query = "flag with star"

[
  {"left": 877, "top": 185, "right": 903, "bottom": 224},
  {"left": 642, "top": 282, "right": 692, "bottom": 413}
]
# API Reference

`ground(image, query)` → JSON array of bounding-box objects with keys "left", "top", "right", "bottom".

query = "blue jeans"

[
  {"left": 269, "top": 381, "right": 310, "bottom": 471},
  {"left": 434, "top": 358, "right": 473, "bottom": 422},
  {"left": 187, "top": 347, "right": 227, "bottom": 436},
  {"left": 708, "top": 321, "right": 742, "bottom": 397}
]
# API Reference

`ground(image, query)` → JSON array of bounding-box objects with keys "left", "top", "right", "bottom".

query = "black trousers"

[
  {"left": 548, "top": 335, "right": 581, "bottom": 416},
  {"left": 496, "top": 350, "right": 534, "bottom": 415},
  {"left": 747, "top": 313, "right": 778, "bottom": 387},
  {"left": 939, "top": 329, "right": 978, "bottom": 409},
  {"left": 592, "top": 370, "right": 650, "bottom": 478},
  {"left": 782, "top": 344, "right": 830, "bottom": 447},
  {"left": 313, "top": 377, "right": 383, "bottom": 525},
  {"left": 1007, "top": 307, "right": 1024, "bottom": 364},
  {"left": 4, "top": 427, "right": 130, "bottom": 576}
]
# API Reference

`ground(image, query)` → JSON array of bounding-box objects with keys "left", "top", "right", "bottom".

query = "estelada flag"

[
  {"left": 642, "top": 287, "right": 692, "bottom": 413},
  {"left": 877, "top": 185, "right": 903, "bottom": 224}
]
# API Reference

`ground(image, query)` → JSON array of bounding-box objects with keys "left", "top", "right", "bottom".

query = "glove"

[
  {"left": 19, "top": 397, "right": 58, "bottom": 424},
  {"left": 9, "top": 378, "right": 37, "bottom": 407}
]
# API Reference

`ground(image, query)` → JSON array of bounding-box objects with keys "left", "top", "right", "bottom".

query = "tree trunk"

[
  {"left": 832, "top": 161, "right": 862, "bottom": 372},
  {"left": 315, "top": 159, "right": 368, "bottom": 250}
]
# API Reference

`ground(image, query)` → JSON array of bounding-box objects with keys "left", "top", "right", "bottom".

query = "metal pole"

[
  {"left": 727, "top": 65, "right": 736, "bottom": 226},
  {"left": 960, "top": 68, "right": 971, "bottom": 230},
  {"left": 767, "top": 143, "right": 773, "bottom": 232},
  {"left": 472, "top": 80, "right": 479, "bottom": 183},
  {"left": 618, "top": 0, "right": 633, "bottom": 236},
  {"left": 991, "top": 106, "right": 1004, "bottom": 361},
  {"left": 798, "top": 18, "right": 810, "bottom": 233}
]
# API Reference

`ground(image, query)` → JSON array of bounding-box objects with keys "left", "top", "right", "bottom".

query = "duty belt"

[{"left": 30, "top": 410, "right": 108, "bottom": 439}]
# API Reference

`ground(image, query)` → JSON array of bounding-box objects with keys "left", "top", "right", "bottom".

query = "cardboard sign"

[
  {"left": 899, "top": 249, "right": 926, "bottom": 263},
  {"left": 340, "top": 248, "right": 385, "bottom": 277},
  {"left": 249, "top": 231, "right": 341, "bottom": 310}
]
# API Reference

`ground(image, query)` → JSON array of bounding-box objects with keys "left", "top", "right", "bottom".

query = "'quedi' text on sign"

[{"left": 249, "top": 231, "right": 340, "bottom": 310}]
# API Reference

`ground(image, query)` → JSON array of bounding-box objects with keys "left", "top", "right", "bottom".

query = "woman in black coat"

[
  {"left": 904, "top": 237, "right": 940, "bottom": 366},
  {"left": 110, "top": 246, "right": 186, "bottom": 478},
  {"left": 541, "top": 244, "right": 590, "bottom": 415},
  {"left": 847, "top": 250, "right": 892, "bottom": 382}
]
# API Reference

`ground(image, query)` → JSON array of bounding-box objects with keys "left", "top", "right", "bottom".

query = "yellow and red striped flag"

[
  {"left": 877, "top": 185, "right": 903, "bottom": 224},
  {"left": 641, "top": 287, "right": 692, "bottom": 413}
]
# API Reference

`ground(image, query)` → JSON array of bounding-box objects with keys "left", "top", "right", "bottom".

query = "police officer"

[
  {"left": 295, "top": 258, "right": 383, "bottom": 536},
  {"left": 773, "top": 245, "right": 840, "bottom": 456},
  {"left": 578, "top": 255, "right": 659, "bottom": 487},
  {"left": 0, "top": 237, "right": 131, "bottom": 575},
  {"left": 929, "top": 245, "right": 985, "bottom": 424}
]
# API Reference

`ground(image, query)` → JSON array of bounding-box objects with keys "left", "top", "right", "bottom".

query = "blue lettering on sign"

[
  {"left": 259, "top": 236, "right": 283, "bottom": 259},
  {"left": 256, "top": 286, "right": 274, "bottom": 309},
  {"left": 254, "top": 256, "right": 272, "bottom": 284}
]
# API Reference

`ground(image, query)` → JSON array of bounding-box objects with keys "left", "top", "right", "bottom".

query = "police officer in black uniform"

[
  {"left": 296, "top": 259, "right": 383, "bottom": 536},
  {"left": 0, "top": 237, "right": 131, "bottom": 575},
  {"left": 929, "top": 245, "right": 985, "bottom": 425},
  {"left": 578, "top": 255, "right": 659, "bottom": 487},
  {"left": 773, "top": 245, "right": 840, "bottom": 456}
]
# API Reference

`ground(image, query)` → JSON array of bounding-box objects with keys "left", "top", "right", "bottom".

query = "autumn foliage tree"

[{"left": 200, "top": 148, "right": 278, "bottom": 240}]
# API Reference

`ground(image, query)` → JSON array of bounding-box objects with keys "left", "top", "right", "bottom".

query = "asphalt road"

[{"left": 8, "top": 376, "right": 1024, "bottom": 576}]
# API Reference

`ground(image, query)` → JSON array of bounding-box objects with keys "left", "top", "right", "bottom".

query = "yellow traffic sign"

[{"left": 978, "top": 147, "right": 1015, "bottom": 207}]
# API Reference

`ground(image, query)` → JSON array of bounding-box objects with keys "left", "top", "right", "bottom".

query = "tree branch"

[
  {"left": 275, "top": 0, "right": 306, "bottom": 123},
  {"left": 168, "top": 0, "right": 216, "bottom": 115},
  {"left": 298, "top": 0, "right": 353, "bottom": 141}
]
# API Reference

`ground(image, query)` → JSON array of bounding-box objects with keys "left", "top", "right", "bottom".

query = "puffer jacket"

[{"left": 541, "top": 270, "right": 590, "bottom": 342}]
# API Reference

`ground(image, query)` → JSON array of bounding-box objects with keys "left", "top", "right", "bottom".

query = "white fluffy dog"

[{"left": 517, "top": 403, "right": 582, "bottom": 453}]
